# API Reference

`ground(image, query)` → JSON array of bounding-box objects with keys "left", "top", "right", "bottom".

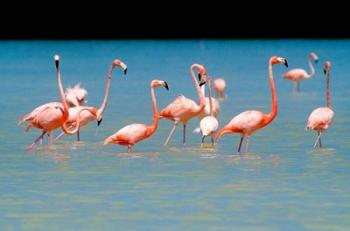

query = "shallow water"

[{"left": 1, "top": 40, "right": 350, "bottom": 230}]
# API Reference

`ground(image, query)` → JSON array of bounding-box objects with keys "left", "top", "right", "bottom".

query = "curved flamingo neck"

[
  {"left": 56, "top": 62, "right": 69, "bottom": 120},
  {"left": 307, "top": 56, "right": 315, "bottom": 78},
  {"left": 147, "top": 86, "right": 158, "bottom": 136},
  {"left": 190, "top": 64, "right": 206, "bottom": 111},
  {"left": 326, "top": 71, "right": 331, "bottom": 108},
  {"left": 264, "top": 60, "right": 277, "bottom": 125},
  {"left": 61, "top": 107, "right": 94, "bottom": 135},
  {"left": 98, "top": 65, "right": 114, "bottom": 115}
]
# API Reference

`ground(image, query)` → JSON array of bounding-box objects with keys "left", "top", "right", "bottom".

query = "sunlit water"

[{"left": 1, "top": 40, "right": 350, "bottom": 230}]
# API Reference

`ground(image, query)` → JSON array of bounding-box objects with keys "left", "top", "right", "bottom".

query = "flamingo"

[
  {"left": 306, "top": 61, "right": 334, "bottom": 148},
  {"left": 199, "top": 77, "right": 219, "bottom": 146},
  {"left": 213, "top": 78, "right": 227, "bottom": 100},
  {"left": 215, "top": 56, "right": 288, "bottom": 153},
  {"left": 283, "top": 52, "right": 318, "bottom": 92},
  {"left": 18, "top": 55, "right": 97, "bottom": 151},
  {"left": 65, "top": 83, "right": 88, "bottom": 107},
  {"left": 159, "top": 64, "right": 207, "bottom": 146},
  {"left": 198, "top": 77, "right": 220, "bottom": 119},
  {"left": 104, "top": 80, "right": 169, "bottom": 152},
  {"left": 55, "top": 59, "right": 127, "bottom": 141}
]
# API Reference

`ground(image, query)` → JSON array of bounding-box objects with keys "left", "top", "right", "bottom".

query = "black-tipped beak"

[
  {"left": 55, "top": 60, "right": 59, "bottom": 69},
  {"left": 284, "top": 59, "right": 288, "bottom": 68},
  {"left": 97, "top": 119, "right": 103, "bottom": 126},
  {"left": 164, "top": 81, "right": 169, "bottom": 91},
  {"left": 124, "top": 68, "right": 127, "bottom": 75},
  {"left": 315, "top": 59, "right": 319, "bottom": 64},
  {"left": 198, "top": 73, "right": 201, "bottom": 81},
  {"left": 324, "top": 69, "right": 327, "bottom": 75},
  {"left": 199, "top": 80, "right": 206, "bottom": 87}
]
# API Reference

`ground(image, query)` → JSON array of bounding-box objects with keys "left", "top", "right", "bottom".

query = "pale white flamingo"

[{"left": 306, "top": 61, "right": 334, "bottom": 148}]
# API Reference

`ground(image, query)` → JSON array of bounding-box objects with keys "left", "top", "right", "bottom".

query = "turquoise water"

[{"left": 1, "top": 40, "right": 350, "bottom": 230}]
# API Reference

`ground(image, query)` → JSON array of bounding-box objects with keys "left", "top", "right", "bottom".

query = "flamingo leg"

[
  {"left": 183, "top": 124, "right": 187, "bottom": 144},
  {"left": 47, "top": 133, "right": 52, "bottom": 145},
  {"left": 201, "top": 136, "right": 205, "bottom": 144},
  {"left": 164, "top": 122, "right": 178, "bottom": 146},
  {"left": 237, "top": 137, "right": 244, "bottom": 153},
  {"left": 296, "top": 82, "right": 300, "bottom": 92},
  {"left": 313, "top": 132, "right": 322, "bottom": 148},
  {"left": 211, "top": 135, "right": 214, "bottom": 145},
  {"left": 245, "top": 136, "right": 250, "bottom": 153},
  {"left": 127, "top": 145, "right": 132, "bottom": 153},
  {"left": 55, "top": 131, "right": 65, "bottom": 141},
  {"left": 77, "top": 130, "right": 80, "bottom": 141},
  {"left": 26, "top": 131, "right": 47, "bottom": 151}
]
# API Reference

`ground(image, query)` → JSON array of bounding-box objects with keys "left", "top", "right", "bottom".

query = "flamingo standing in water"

[
  {"left": 159, "top": 64, "right": 207, "bottom": 146},
  {"left": 306, "top": 61, "right": 334, "bottom": 148},
  {"left": 213, "top": 78, "right": 227, "bottom": 100},
  {"left": 104, "top": 80, "right": 169, "bottom": 152},
  {"left": 283, "top": 52, "right": 318, "bottom": 92},
  {"left": 55, "top": 59, "right": 127, "bottom": 141},
  {"left": 199, "top": 77, "right": 219, "bottom": 146},
  {"left": 215, "top": 56, "right": 288, "bottom": 153},
  {"left": 18, "top": 55, "right": 97, "bottom": 151}
]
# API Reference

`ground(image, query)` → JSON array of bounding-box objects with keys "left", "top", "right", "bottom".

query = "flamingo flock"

[{"left": 18, "top": 52, "right": 334, "bottom": 153}]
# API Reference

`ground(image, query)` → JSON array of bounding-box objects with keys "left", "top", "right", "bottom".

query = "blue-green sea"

[{"left": 1, "top": 40, "right": 350, "bottom": 230}]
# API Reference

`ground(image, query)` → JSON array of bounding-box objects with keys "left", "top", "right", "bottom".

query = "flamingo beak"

[
  {"left": 198, "top": 73, "right": 201, "bottom": 81},
  {"left": 54, "top": 55, "right": 60, "bottom": 69},
  {"left": 124, "top": 68, "right": 127, "bottom": 75},
  {"left": 284, "top": 59, "right": 288, "bottom": 68},
  {"left": 315, "top": 59, "right": 319, "bottom": 64},
  {"left": 199, "top": 75, "right": 207, "bottom": 86},
  {"left": 164, "top": 81, "right": 169, "bottom": 90},
  {"left": 97, "top": 118, "right": 103, "bottom": 126},
  {"left": 324, "top": 69, "right": 327, "bottom": 75}
]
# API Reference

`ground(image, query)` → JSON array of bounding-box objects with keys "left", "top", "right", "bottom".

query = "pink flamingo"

[
  {"left": 199, "top": 77, "right": 219, "bottom": 145},
  {"left": 65, "top": 83, "right": 88, "bottom": 107},
  {"left": 213, "top": 78, "right": 227, "bottom": 100},
  {"left": 159, "top": 64, "right": 207, "bottom": 146},
  {"left": 283, "top": 52, "right": 318, "bottom": 92},
  {"left": 104, "top": 80, "right": 169, "bottom": 152},
  {"left": 55, "top": 59, "right": 127, "bottom": 141},
  {"left": 215, "top": 56, "right": 288, "bottom": 153},
  {"left": 18, "top": 55, "right": 97, "bottom": 151},
  {"left": 306, "top": 61, "right": 334, "bottom": 148}
]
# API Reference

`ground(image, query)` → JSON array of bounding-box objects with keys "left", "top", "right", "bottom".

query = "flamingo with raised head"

[
  {"left": 283, "top": 52, "right": 318, "bottom": 92},
  {"left": 55, "top": 59, "right": 127, "bottom": 141},
  {"left": 213, "top": 78, "right": 227, "bottom": 100},
  {"left": 18, "top": 55, "right": 97, "bottom": 151},
  {"left": 306, "top": 61, "right": 334, "bottom": 148},
  {"left": 215, "top": 56, "right": 288, "bottom": 153},
  {"left": 199, "top": 77, "right": 219, "bottom": 146},
  {"left": 104, "top": 80, "right": 169, "bottom": 152},
  {"left": 159, "top": 64, "right": 207, "bottom": 146}
]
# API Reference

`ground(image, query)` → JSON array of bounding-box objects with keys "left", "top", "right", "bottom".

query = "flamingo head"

[
  {"left": 197, "top": 65, "right": 207, "bottom": 87},
  {"left": 309, "top": 52, "right": 319, "bottom": 63},
  {"left": 324, "top": 61, "right": 331, "bottom": 75},
  {"left": 151, "top": 80, "right": 169, "bottom": 90},
  {"left": 270, "top": 56, "right": 288, "bottom": 67},
  {"left": 96, "top": 109, "right": 103, "bottom": 126},
  {"left": 54, "top": 54, "right": 60, "bottom": 69},
  {"left": 112, "top": 59, "right": 128, "bottom": 75}
]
